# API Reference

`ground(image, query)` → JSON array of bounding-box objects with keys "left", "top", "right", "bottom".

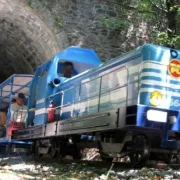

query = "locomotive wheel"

[
  {"left": 68, "top": 144, "right": 82, "bottom": 160},
  {"left": 73, "top": 146, "right": 82, "bottom": 160},
  {"left": 50, "top": 142, "right": 59, "bottom": 159},
  {"left": 129, "top": 134, "right": 150, "bottom": 164},
  {"left": 176, "top": 149, "right": 180, "bottom": 164},
  {"left": 6, "top": 145, "right": 12, "bottom": 155},
  {"left": 98, "top": 141, "right": 113, "bottom": 162},
  {"left": 100, "top": 152, "right": 113, "bottom": 162},
  {"left": 164, "top": 149, "right": 180, "bottom": 164},
  {"left": 34, "top": 140, "right": 43, "bottom": 158}
]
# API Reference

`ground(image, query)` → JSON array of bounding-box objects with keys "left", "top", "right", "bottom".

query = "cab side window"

[{"left": 57, "top": 61, "right": 77, "bottom": 78}]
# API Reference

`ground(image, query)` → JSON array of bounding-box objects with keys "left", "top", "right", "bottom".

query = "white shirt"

[{"left": 11, "top": 103, "right": 27, "bottom": 123}]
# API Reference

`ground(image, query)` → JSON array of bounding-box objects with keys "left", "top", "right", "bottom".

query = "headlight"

[
  {"left": 147, "top": 110, "right": 167, "bottom": 123},
  {"left": 169, "top": 116, "right": 177, "bottom": 124}
]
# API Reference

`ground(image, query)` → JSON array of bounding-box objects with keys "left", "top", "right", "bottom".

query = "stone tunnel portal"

[{"left": 0, "top": 0, "right": 61, "bottom": 83}]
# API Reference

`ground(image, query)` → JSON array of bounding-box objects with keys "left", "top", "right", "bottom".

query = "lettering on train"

[{"left": 36, "top": 98, "right": 45, "bottom": 104}]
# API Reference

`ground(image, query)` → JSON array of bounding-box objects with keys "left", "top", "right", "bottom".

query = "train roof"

[
  {"left": 106, "top": 44, "right": 180, "bottom": 65},
  {"left": 55, "top": 46, "right": 102, "bottom": 67},
  {"left": 58, "top": 44, "right": 180, "bottom": 87},
  {"left": 35, "top": 46, "right": 103, "bottom": 76}
]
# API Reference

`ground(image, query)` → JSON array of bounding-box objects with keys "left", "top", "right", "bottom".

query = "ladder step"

[{"left": 161, "top": 140, "right": 180, "bottom": 148}]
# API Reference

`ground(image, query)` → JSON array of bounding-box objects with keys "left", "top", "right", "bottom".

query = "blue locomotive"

[{"left": 0, "top": 44, "right": 180, "bottom": 163}]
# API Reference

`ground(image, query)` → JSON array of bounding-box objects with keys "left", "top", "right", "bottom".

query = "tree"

[
  {"left": 137, "top": 0, "right": 180, "bottom": 48},
  {"left": 101, "top": 0, "right": 180, "bottom": 49}
]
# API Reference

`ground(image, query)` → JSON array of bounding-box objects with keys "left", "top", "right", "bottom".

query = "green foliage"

[
  {"left": 113, "top": 0, "right": 180, "bottom": 49},
  {"left": 54, "top": 16, "right": 63, "bottom": 29},
  {"left": 99, "top": 17, "right": 129, "bottom": 30},
  {"left": 138, "top": 0, "right": 180, "bottom": 43},
  {"left": 137, "top": 0, "right": 167, "bottom": 23},
  {"left": 137, "top": 0, "right": 156, "bottom": 20},
  {"left": 176, "top": 5, "right": 180, "bottom": 23},
  {"left": 155, "top": 32, "right": 180, "bottom": 49}
]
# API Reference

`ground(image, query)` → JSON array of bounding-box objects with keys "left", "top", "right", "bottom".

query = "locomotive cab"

[
  {"left": 28, "top": 46, "right": 102, "bottom": 126},
  {"left": 52, "top": 46, "right": 102, "bottom": 84}
]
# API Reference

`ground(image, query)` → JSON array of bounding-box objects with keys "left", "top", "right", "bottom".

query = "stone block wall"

[{"left": 25, "top": 0, "right": 149, "bottom": 61}]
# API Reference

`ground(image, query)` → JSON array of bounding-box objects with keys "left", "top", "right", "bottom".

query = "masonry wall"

[
  {"left": 25, "top": 0, "right": 149, "bottom": 61},
  {"left": 0, "top": 0, "right": 150, "bottom": 82}
]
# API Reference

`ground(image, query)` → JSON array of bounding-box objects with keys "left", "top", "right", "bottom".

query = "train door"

[{"left": 33, "top": 72, "right": 48, "bottom": 126}]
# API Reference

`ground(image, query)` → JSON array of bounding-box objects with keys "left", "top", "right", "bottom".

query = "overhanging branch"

[{"left": 147, "top": 0, "right": 168, "bottom": 13}]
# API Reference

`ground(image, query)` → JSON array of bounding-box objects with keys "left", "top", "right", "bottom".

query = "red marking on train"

[
  {"left": 168, "top": 59, "right": 180, "bottom": 78},
  {"left": 155, "top": 163, "right": 167, "bottom": 169}
]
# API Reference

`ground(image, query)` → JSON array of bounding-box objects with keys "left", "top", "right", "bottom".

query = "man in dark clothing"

[{"left": 63, "top": 62, "right": 73, "bottom": 78}]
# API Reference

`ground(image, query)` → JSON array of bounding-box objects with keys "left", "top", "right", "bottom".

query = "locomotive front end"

[{"left": 137, "top": 45, "right": 180, "bottom": 149}]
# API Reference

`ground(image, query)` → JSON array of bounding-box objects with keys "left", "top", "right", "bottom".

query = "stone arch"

[{"left": 0, "top": 0, "right": 61, "bottom": 82}]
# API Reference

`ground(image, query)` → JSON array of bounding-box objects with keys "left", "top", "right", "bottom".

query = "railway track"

[
  {"left": 1, "top": 154, "right": 180, "bottom": 179},
  {"left": 1, "top": 151, "right": 180, "bottom": 170},
  {"left": 33, "top": 156, "right": 180, "bottom": 170}
]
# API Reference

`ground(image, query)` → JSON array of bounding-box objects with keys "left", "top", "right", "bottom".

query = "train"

[{"left": 0, "top": 44, "right": 180, "bottom": 163}]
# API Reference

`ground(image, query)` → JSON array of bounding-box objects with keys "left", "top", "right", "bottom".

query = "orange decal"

[{"left": 168, "top": 59, "right": 180, "bottom": 78}]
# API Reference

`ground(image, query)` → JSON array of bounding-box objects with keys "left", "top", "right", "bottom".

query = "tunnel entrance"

[
  {"left": 0, "top": 0, "right": 61, "bottom": 83},
  {"left": 0, "top": 19, "right": 39, "bottom": 81}
]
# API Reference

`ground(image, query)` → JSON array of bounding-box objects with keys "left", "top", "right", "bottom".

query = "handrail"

[
  {"left": 48, "top": 86, "right": 73, "bottom": 99},
  {"left": 47, "top": 65, "right": 130, "bottom": 119},
  {"left": 97, "top": 76, "right": 102, "bottom": 112},
  {"left": 11, "top": 109, "right": 27, "bottom": 124},
  {"left": 60, "top": 91, "right": 64, "bottom": 117}
]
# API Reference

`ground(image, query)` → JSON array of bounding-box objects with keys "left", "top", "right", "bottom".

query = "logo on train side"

[
  {"left": 36, "top": 98, "right": 45, "bottom": 104},
  {"left": 168, "top": 59, "right": 180, "bottom": 78},
  {"left": 149, "top": 91, "right": 163, "bottom": 106}
]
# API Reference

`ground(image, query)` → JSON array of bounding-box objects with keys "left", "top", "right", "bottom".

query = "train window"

[
  {"left": 78, "top": 96, "right": 99, "bottom": 117},
  {"left": 57, "top": 62, "right": 63, "bottom": 76},
  {"left": 100, "top": 86, "right": 127, "bottom": 112},
  {"left": 71, "top": 78, "right": 100, "bottom": 117},
  {"left": 63, "top": 87, "right": 74, "bottom": 105},
  {"left": 127, "top": 83, "right": 139, "bottom": 106},
  {"left": 101, "top": 67, "right": 127, "bottom": 93},
  {"left": 57, "top": 62, "right": 78, "bottom": 77},
  {"left": 128, "top": 65, "right": 140, "bottom": 83},
  {"left": 60, "top": 86, "right": 81, "bottom": 120},
  {"left": 80, "top": 78, "right": 100, "bottom": 100},
  {"left": 60, "top": 105, "right": 72, "bottom": 119}
]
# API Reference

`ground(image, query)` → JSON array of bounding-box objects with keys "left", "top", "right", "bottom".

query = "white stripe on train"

[{"left": 140, "top": 88, "right": 180, "bottom": 97}]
